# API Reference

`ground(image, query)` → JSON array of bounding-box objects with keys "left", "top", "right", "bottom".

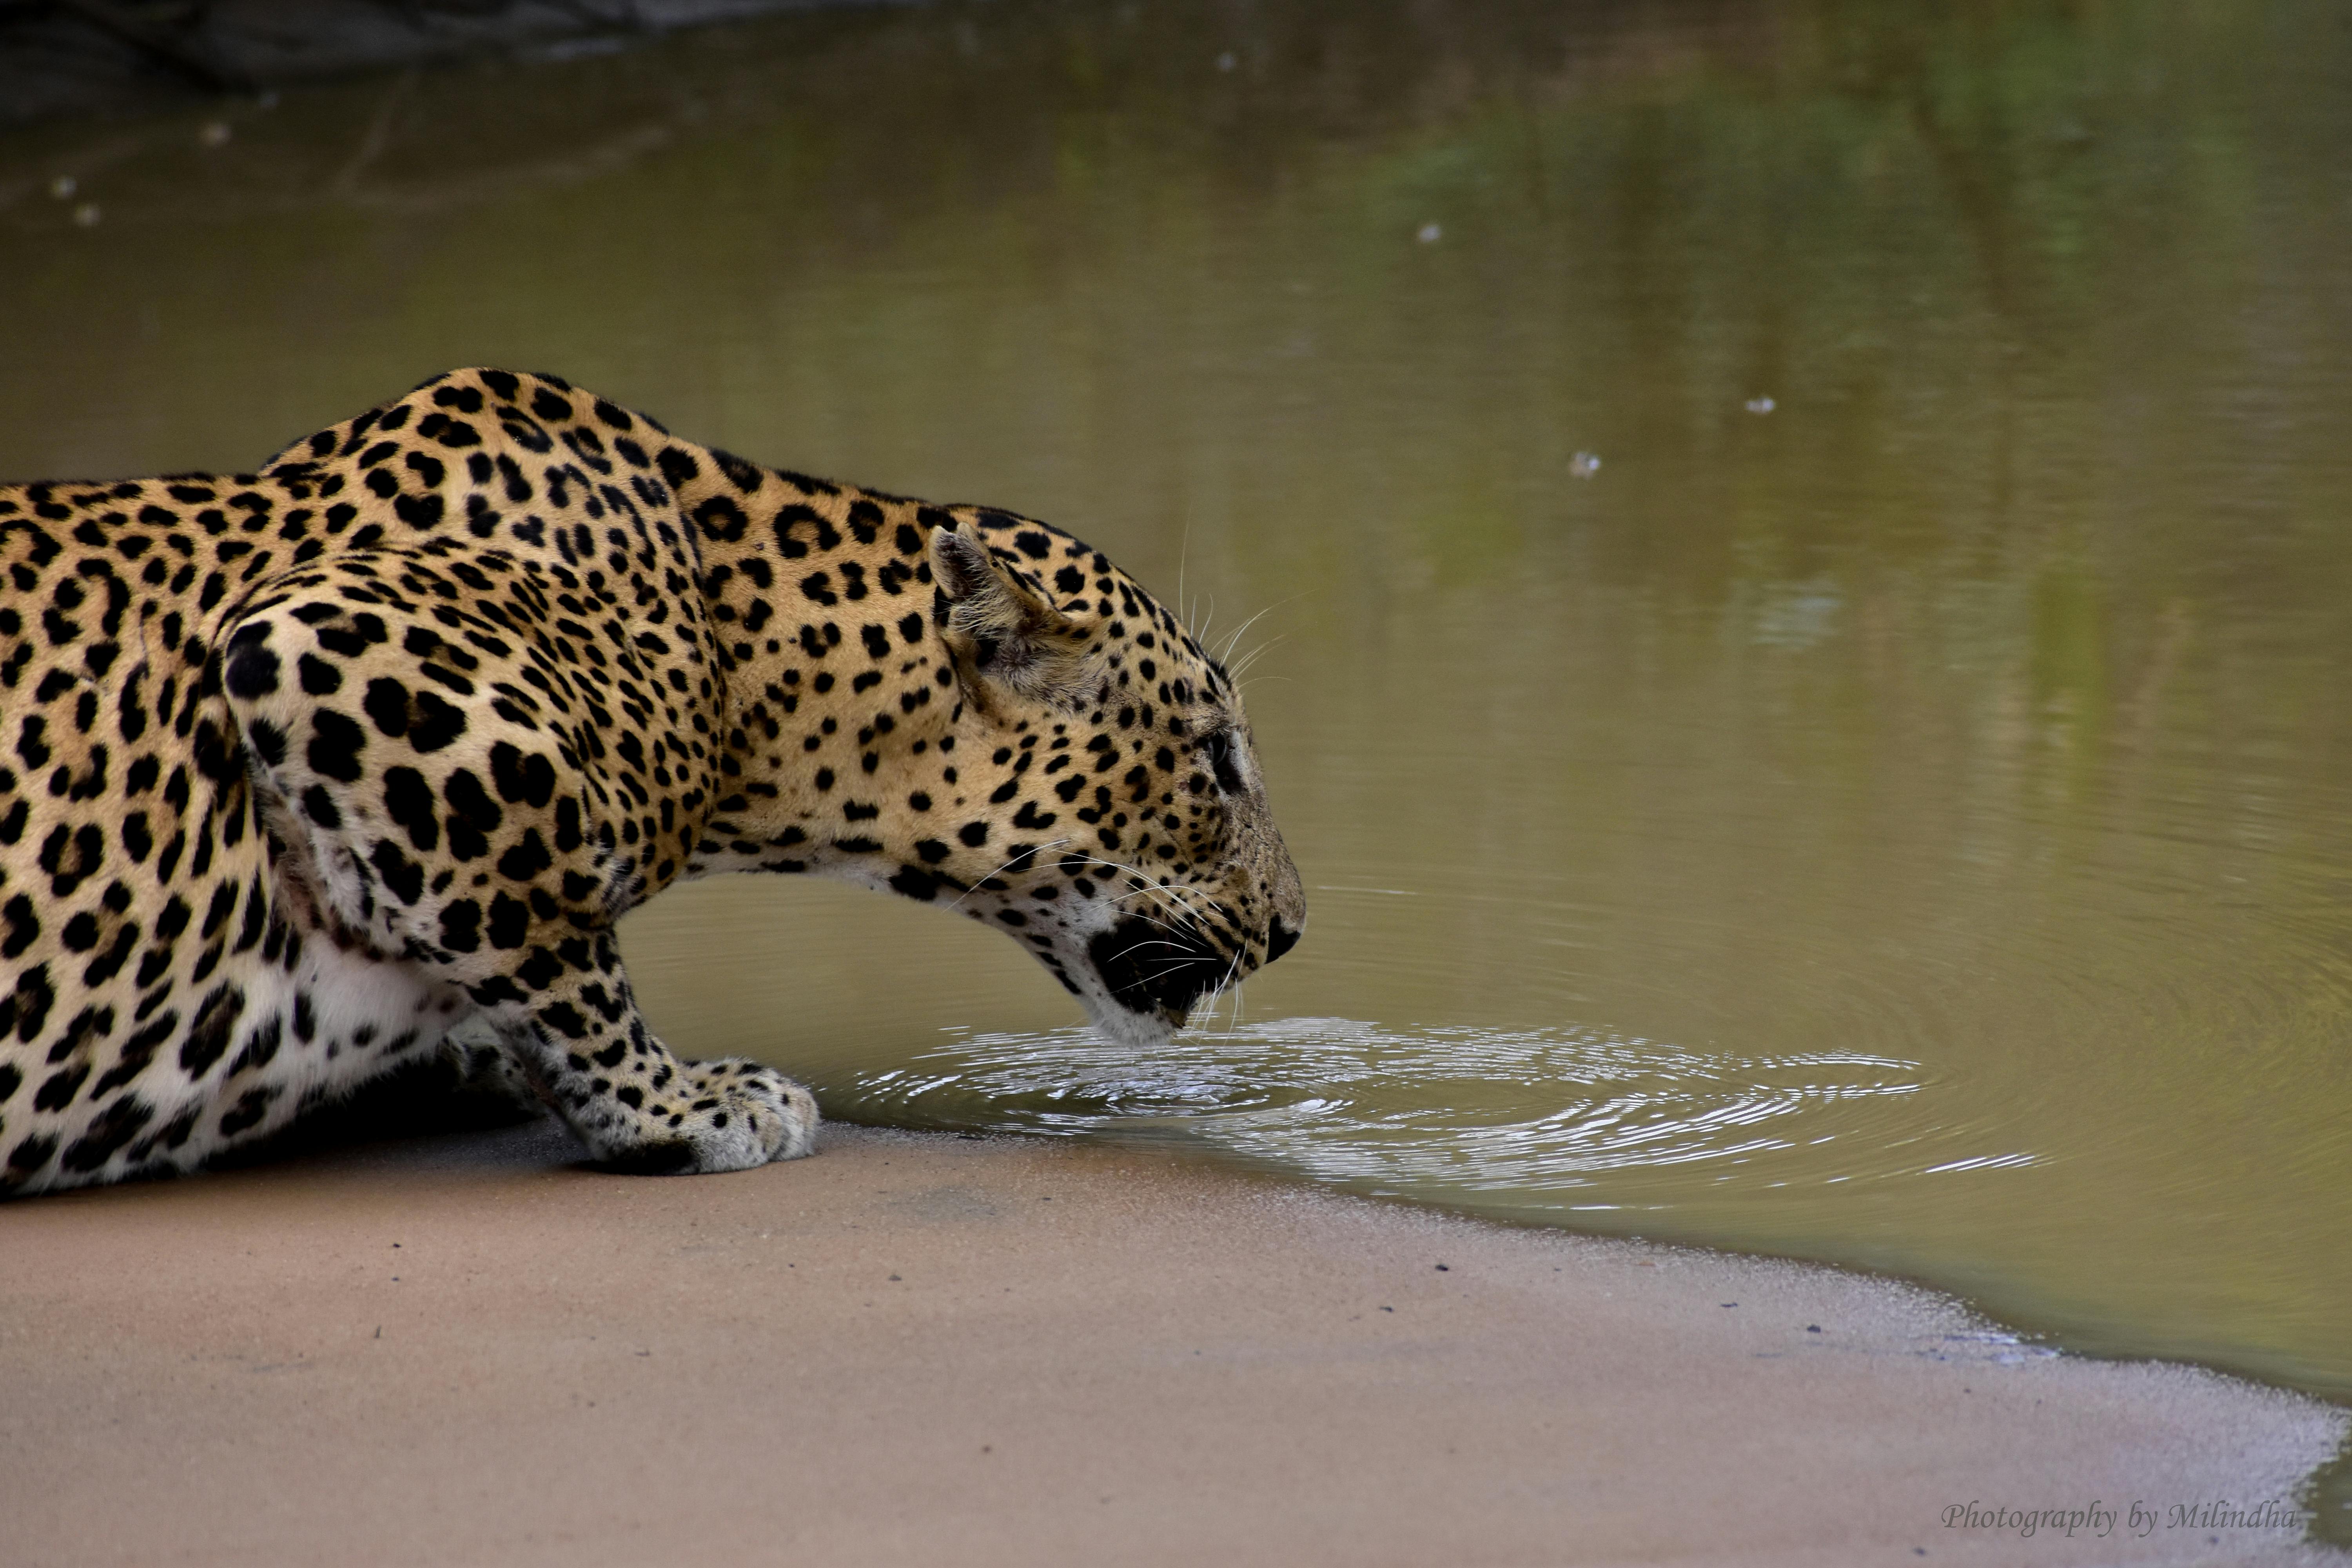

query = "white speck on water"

[
  {"left": 1417, "top": 222, "right": 1443, "bottom": 243},
  {"left": 200, "top": 122, "right": 233, "bottom": 148},
  {"left": 72, "top": 203, "right": 100, "bottom": 227},
  {"left": 1746, "top": 396, "right": 1776, "bottom": 414},
  {"left": 1216, "top": 51, "right": 1236, "bottom": 71},
  {"left": 1570, "top": 451, "right": 1602, "bottom": 478},
  {"left": 48, "top": 175, "right": 76, "bottom": 200}
]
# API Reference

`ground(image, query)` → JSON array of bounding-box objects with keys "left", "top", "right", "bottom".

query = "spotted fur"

[{"left": 0, "top": 369, "right": 1304, "bottom": 1196}]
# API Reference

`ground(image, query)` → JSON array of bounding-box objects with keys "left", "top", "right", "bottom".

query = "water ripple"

[{"left": 823, "top": 1017, "right": 1948, "bottom": 1203}]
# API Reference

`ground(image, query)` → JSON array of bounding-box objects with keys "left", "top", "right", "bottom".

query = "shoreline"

[{"left": 2, "top": 1118, "right": 2343, "bottom": 1566}]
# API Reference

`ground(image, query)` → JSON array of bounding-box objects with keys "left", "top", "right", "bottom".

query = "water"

[{"left": 4, "top": 0, "right": 2350, "bottom": 1427}]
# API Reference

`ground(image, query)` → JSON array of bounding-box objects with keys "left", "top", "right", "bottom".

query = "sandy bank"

[{"left": 0, "top": 1120, "right": 2340, "bottom": 1567}]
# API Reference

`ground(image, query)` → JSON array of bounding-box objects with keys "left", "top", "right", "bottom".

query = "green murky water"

[{"left": 5, "top": 0, "right": 2350, "bottom": 1420}]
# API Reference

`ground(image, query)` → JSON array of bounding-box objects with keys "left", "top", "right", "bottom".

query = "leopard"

[{"left": 0, "top": 368, "right": 1304, "bottom": 1197}]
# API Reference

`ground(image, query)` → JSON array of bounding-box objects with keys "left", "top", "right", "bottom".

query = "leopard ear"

[{"left": 928, "top": 521, "right": 1091, "bottom": 710}]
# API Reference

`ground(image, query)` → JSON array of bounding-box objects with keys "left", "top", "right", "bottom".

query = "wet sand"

[{"left": 1, "top": 1120, "right": 2340, "bottom": 1567}]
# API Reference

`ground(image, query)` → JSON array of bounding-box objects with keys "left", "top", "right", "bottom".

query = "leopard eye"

[{"left": 1203, "top": 729, "right": 1245, "bottom": 795}]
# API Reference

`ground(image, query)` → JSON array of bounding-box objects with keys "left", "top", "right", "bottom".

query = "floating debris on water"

[
  {"left": 1570, "top": 451, "right": 1601, "bottom": 477},
  {"left": 72, "top": 203, "right": 101, "bottom": 227},
  {"left": 1746, "top": 396, "right": 1776, "bottom": 414},
  {"left": 1417, "top": 222, "right": 1443, "bottom": 243},
  {"left": 1216, "top": 51, "right": 1236, "bottom": 72},
  {"left": 49, "top": 174, "right": 76, "bottom": 200},
  {"left": 200, "top": 122, "right": 233, "bottom": 148}
]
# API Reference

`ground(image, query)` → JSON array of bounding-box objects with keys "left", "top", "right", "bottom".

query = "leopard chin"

[{"left": 1080, "top": 997, "right": 1183, "bottom": 1052}]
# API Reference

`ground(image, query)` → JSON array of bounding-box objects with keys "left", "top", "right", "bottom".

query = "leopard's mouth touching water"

[{"left": 1087, "top": 916, "right": 1242, "bottom": 1025}]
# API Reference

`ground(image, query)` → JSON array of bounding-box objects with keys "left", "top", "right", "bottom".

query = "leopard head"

[{"left": 914, "top": 516, "right": 1304, "bottom": 1045}]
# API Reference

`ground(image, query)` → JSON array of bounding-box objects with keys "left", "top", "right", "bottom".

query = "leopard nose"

[{"left": 1265, "top": 914, "right": 1301, "bottom": 964}]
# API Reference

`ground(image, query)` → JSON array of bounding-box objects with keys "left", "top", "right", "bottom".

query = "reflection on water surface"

[{"left": 5, "top": 0, "right": 2350, "bottom": 1419}]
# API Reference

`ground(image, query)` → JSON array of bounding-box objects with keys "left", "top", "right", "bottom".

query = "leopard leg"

[
  {"left": 219, "top": 555, "right": 819, "bottom": 1176},
  {"left": 477, "top": 929, "right": 816, "bottom": 1174},
  {"left": 439, "top": 1016, "right": 540, "bottom": 1107}
]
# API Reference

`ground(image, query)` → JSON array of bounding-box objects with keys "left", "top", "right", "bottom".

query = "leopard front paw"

[
  {"left": 595, "top": 1059, "right": 818, "bottom": 1174},
  {"left": 695, "top": 1058, "right": 820, "bottom": 1168}
]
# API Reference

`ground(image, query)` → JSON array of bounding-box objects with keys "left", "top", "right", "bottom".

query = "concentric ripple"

[{"left": 825, "top": 1018, "right": 1955, "bottom": 1210}]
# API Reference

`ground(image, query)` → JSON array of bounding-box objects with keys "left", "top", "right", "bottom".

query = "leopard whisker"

[
  {"left": 942, "top": 837, "right": 1073, "bottom": 913},
  {"left": 1227, "top": 634, "right": 1283, "bottom": 681},
  {"left": 1215, "top": 597, "right": 1299, "bottom": 667},
  {"left": 1063, "top": 853, "right": 1221, "bottom": 924},
  {"left": 1187, "top": 942, "right": 1248, "bottom": 1030}
]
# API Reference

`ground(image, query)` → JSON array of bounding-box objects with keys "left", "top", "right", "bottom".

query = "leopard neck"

[{"left": 671, "top": 453, "right": 976, "bottom": 881}]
